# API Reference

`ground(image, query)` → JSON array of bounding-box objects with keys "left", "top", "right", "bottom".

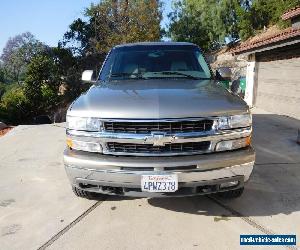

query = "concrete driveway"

[{"left": 1, "top": 109, "right": 300, "bottom": 250}]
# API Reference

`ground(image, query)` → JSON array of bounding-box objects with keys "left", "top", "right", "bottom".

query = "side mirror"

[
  {"left": 81, "top": 70, "right": 96, "bottom": 83},
  {"left": 216, "top": 67, "right": 232, "bottom": 82}
]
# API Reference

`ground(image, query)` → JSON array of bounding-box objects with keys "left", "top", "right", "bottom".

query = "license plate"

[{"left": 141, "top": 174, "right": 178, "bottom": 192}]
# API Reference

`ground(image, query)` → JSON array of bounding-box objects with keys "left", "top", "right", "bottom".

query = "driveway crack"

[
  {"left": 208, "top": 196, "right": 297, "bottom": 250},
  {"left": 37, "top": 199, "right": 106, "bottom": 250}
]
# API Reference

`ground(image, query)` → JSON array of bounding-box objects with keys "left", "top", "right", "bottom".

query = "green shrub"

[
  {"left": 0, "top": 83, "right": 5, "bottom": 99},
  {"left": 0, "top": 86, "right": 29, "bottom": 124},
  {"left": 24, "top": 54, "right": 61, "bottom": 116},
  {"left": 0, "top": 82, "right": 19, "bottom": 99}
]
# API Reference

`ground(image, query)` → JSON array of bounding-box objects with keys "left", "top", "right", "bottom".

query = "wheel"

[
  {"left": 72, "top": 186, "right": 97, "bottom": 200},
  {"left": 217, "top": 187, "right": 244, "bottom": 199}
]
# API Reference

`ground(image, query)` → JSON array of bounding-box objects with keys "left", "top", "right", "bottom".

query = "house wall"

[
  {"left": 255, "top": 45, "right": 300, "bottom": 119},
  {"left": 208, "top": 50, "right": 248, "bottom": 79}
]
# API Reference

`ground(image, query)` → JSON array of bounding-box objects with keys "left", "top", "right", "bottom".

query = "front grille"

[
  {"left": 106, "top": 141, "right": 210, "bottom": 155},
  {"left": 103, "top": 119, "right": 214, "bottom": 134}
]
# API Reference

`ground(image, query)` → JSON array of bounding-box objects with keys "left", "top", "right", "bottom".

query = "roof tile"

[
  {"left": 282, "top": 6, "right": 300, "bottom": 20},
  {"left": 231, "top": 27, "right": 300, "bottom": 54}
]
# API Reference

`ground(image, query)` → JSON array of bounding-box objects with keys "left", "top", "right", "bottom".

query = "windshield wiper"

[
  {"left": 109, "top": 72, "right": 146, "bottom": 80},
  {"left": 150, "top": 71, "right": 209, "bottom": 80}
]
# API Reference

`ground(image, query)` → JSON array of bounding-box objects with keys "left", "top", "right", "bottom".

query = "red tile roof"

[
  {"left": 282, "top": 6, "right": 300, "bottom": 20},
  {"left": 231, "top": 27, "right": 300, "bottom": 54}
]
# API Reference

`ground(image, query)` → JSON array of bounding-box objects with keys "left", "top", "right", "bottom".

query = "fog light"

[
  {"left": 220, "top": 181, "right": 239, "bottom": 189},
  {"left": 67, "top": 138, "right": 102, "bottom": 153}
]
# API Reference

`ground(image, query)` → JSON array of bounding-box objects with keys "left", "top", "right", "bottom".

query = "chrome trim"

[
  {"left": 66, "top": 127, "right": 252, "bottom": 156},
  {"left": 65, "top": 115, "right": 250, "bottom": 130},
  {"left": 67, "top": 127, "right": 251, "bottom": 140},
  {"left": 87, "top": 117, "right": 220, "bottom": 122}
]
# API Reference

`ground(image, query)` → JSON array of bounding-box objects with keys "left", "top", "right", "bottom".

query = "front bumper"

[{"left": 64, "top": 147, "right": 255, "bottom": 197}]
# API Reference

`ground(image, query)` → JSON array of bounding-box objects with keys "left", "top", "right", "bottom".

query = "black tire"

[
  {"left": 72, "top": 186, "right": 96, "bottom": 200},
  {"left": 217, "top": 187, "right": 244, "bottom": 199}
]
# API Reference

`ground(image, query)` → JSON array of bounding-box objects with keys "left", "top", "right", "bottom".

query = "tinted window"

[{"left": 99, "top": 45, "right": 211, "bottom": 80}]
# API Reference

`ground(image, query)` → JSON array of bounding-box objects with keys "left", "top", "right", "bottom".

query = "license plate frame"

[{"left": 141, "top": 174, "right": 178, "bottom": 193}]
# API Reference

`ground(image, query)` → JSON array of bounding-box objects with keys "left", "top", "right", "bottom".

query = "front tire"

[{"left": 217, "top": 187, "right": 244, "bottom": 199}]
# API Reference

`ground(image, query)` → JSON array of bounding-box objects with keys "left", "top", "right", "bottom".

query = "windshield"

[{"left": 99, "top": 45, "right": 212, "bottom": 81}]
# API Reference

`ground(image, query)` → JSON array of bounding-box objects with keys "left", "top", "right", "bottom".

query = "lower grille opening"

[
  {"left": 165, "top": 165, "right": 197, "bottom": 170},
  {"left": 79, "top": 183, "right": 98, "bottom": 189},
  {"left": 196, "top": 185, "right": 218, "bottom": 193},
  {"left": 77, "top": 181, "right": 242, "bottom": 196},
  {"left": 107, "top": 141, "right": 210, "bottom": 154},
  {"left": 120, "top": 167, "right": 154, "bottom": 171},
  {"left": 101, "top": 186, "right": 123, "bottom": 194}
]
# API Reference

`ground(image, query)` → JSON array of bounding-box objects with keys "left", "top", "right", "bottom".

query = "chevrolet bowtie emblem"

[{"left": 144, "top": 132, "right": 175, "bottom": 146}]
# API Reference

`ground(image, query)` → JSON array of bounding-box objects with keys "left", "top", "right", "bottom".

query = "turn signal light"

[
  {"left": 66, "top": 138, "right": 102, "bottom": 153},
  {"left": 66, "top": 138, "right": 73, "bottom": 148},
  {"left": 216, "top": 136, "right": 251, "bottom": 152}
]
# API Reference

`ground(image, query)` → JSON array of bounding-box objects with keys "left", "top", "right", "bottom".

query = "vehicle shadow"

[
  {"left": 148, "top": 113, "right": 300, "bottom": 217},
  {"left": 91, "top": 194, "right": 140, "bottom": 201}
]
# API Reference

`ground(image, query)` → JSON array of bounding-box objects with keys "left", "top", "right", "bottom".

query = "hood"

[{"left": 68, "top": 79, "right": 249, "bottom": 119}]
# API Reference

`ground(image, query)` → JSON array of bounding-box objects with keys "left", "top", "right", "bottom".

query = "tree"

[
  {"left": 0, "top": 32, "right": 46, "bottom": 83},
  {"left": 169, "top": 0, "right": 222, "bottom": 50},
  {"left": 250, "top": 0, "right": 300, "bottom": 30},
  {"left": 62, "top": 0, "right": 163, "bottom": 72},
  {"left": 168, "top": 0, "right": 240, "bottom": 50},
  {"left": 0, "top": 65, "right": 5, "bottom": 83},
  {"left": 23, "top": 46, "right": 86, "bottom": 117},
  {"left": 0, "top": 46, "right": 85, "bottom": 124},
  {"left": 168, "top": 0, "right": 300, "bottom": 50},
  {"left": 23, "top": 54, "right": 61, "bottom": 116},
  {"left": 49, "top": 46, "right": 86, "bottom": 101}
]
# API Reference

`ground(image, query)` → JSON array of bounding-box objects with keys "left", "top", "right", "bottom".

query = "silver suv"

[{"left": 64, "top": 42, "right": 255, "bottom": 199}]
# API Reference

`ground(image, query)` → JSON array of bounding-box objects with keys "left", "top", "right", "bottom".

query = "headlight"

[
  {"left": 66, "top": 116, "right": 102, "bottom": 131},
  {"left": 217, "top": 114, "right": 252, "bottom": 129},
  {"left": 215, "top": 137, "right": 251, "bottom": 152}
]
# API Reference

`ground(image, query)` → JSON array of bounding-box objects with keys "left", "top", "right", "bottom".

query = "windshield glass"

[{"left": 99, "top": 45, "right": 212, "bottom": 81}]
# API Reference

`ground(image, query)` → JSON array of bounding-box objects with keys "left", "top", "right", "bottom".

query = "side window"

[
  {"left": 195, "top": 51, "right": 211, "bottom": 78},
  {"left": 99, "top": 50, "right": 115, "bottom": 81}
]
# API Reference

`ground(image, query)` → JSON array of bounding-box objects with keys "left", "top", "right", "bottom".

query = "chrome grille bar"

[
  {"left": 107, "top": 141, "right": 211, "bottom": 154},
  {"left": 103, "top": 119, "right": 214, "bottom": 134}
]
